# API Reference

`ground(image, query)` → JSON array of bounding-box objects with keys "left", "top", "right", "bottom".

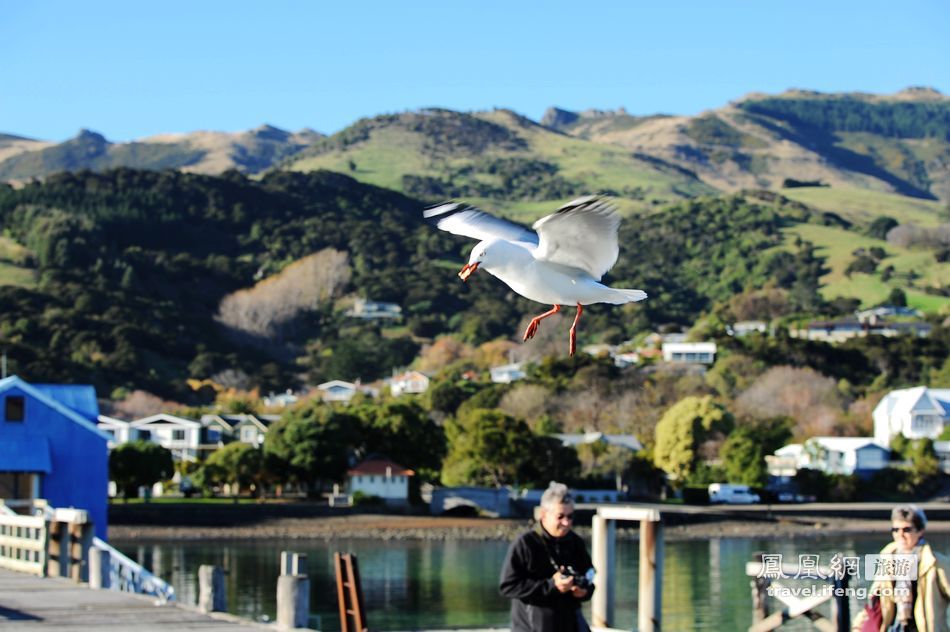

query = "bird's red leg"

[
  {"left": 569, "top": 303, "right": 584, "bottom": 356},
  {"left": 523, "top": 305, "right": 561, "bottom": 342}
]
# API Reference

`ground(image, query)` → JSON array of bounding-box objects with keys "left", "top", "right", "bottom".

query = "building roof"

[
  {"left": 0, "top": 376, "right": 110, "bottom": 441},
  {"left": 318, "top": 380, "right": 357, "bottom": 391},
  {"left": 807, "top": 436, "right": 886, "bottom": 452},
  {"left": 347, "top": 457, "right": 414, "bottom": 477},
  {"left": 33, "top": 384, "right": 99, "bottom": 422},
  {"left": 661, "top": 341, "right": 717, "bottom": 352},
  {"left": 391, "top": 370, "right": 428, "bottom": 382},
  {"left": 876, "top": 386, "right": 950, "bottom": 419},
  {"left": 130, "top": 413, "right": 201, "bottom": 428}
]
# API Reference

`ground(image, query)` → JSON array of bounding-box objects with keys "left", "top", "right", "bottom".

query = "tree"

[
  {"left": 653, "top": 396, "right": 734, "bottom": 482},
  {"left": 353, "top": 400, "right": 446, "bottom": 482},
  {"left": 109, "top": 441, "right": 174, "bottom": 501},
  {"left": 735, "top": 366, "right": 845, "bottom": 437},
  {"left": 885, "top": 288, "right": 907, "bottom": 307},
  {"left": 441, "top": 408, "right": 539, "bottom": 487},
  {"left": 867, "top": 216, "right": 898, "bottom": 240},
  {"left": 263, "top": 403, "right": 361, "bottom": 494},
  {"left": 719, "top": 418, "right": 791, "bottom": 487},
  {"left": 198, "top": 442, "right": 263, "bottom": 496}
]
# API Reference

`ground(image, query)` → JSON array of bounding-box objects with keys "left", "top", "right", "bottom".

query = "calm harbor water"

[{"left": 115, "top": 532, "right": 950, "bottom": 631}]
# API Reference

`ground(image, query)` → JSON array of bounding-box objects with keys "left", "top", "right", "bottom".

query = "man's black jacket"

[{"left": 498, "top": 528, "right": 595, "bottom": 632}]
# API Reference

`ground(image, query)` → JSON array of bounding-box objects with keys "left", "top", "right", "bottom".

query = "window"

[
  {"left": 207, "top": 429, "right": 221, "bottom": 442},
  {"left": 5, "top": 396, "right": 24, "bottom": 422},
  {"left": 172, "top": 429, "right": 185, "bottom": 441},
  {"left": 138, "top": 430, "right": 151, "bottom": 441}
]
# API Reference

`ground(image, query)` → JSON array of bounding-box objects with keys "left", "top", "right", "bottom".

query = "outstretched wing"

[
  {"left": 532, "top": 196, "right": 620, "bottom": 280},
  {"left": 424, "top": 202, "right": 539, "bottom": 245}
]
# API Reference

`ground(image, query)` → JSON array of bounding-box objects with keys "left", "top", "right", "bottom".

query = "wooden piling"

[
  {"left": 89, "top": 547, "right": 110, "bottom": 590},
  {"left": 591, "top": 514, "right": 615, "bottom": 627},
  {"left": 198, "top": 565, "right": 226, "bottom": 613},
  {"left": 638, "top": 519, "right": 663, "bottom": 632}
]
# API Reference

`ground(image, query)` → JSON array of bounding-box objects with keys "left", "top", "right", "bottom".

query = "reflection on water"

[{"left": 116, "top": 532, "right": 950, "bottom": 631}]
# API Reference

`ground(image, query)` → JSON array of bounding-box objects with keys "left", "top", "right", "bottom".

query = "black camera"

[{"left": 560, "top": 565, "right": 594, "bottom": 590}]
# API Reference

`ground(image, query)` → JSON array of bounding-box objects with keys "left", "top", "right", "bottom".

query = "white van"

[{"left": 708, "top": 483, "right": 760, "bottom": 505}]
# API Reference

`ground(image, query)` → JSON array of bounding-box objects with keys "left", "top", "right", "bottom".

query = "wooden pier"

[{"left": 0, "top": 567, "right": 268, "bottom": 631}]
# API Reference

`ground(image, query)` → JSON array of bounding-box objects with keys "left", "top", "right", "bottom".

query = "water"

[{"left": 115, "top": 532, "right": 950, "bottom": 631}]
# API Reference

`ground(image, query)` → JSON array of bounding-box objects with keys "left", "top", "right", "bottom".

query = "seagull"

[{"left": 424, "top": 195, "right": 647, "bottom": 356}]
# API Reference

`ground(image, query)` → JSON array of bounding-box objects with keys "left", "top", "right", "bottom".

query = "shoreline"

[{"left": 107, "top": 514, "right": 950, "bottom": 543}]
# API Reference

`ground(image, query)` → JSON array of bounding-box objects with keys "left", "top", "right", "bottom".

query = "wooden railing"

[
  {"left": 0, "top": 511, "right": 48, "bottom": 576},
  {"left": 0, "top": 498, "right": 174, "bottom": 602}
]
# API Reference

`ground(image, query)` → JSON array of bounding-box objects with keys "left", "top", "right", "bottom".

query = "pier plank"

[{"left": 0, "top": 568, "right": 269, "bottom": 630}]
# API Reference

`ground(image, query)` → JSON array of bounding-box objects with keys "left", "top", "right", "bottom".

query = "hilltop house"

[
  {"left": 766, "top": 437, "right": 889, "bottom": 477},
  {"left": 317, "top": 380, "right": 378, "bottom": 403},
  {"left": 490, "top": 362, "right": 527, "bottom": 384},
  {"left": 347, "top": 457, "right": 414, "bottom": 506},
  {"left": 345, "top": 298, "right": 402, "bottom": 320},
  {"left": 661, "top": 342, "right": 717, "bottom": 364},
  {"left": 873, "top": 386, "right": 949, "bottom": 447},
  {"left": 388, "top": 371, "right": 430, "bottom": 396},
  {"left": 0, "top": 376, "right": 110, "bottom": 538}
]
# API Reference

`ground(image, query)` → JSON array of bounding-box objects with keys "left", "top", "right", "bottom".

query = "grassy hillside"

[
  {"left": 282, "top": 108, "right": 715, "bottom": 218},
  {"left": 780, "top": 186, "right": 946, "bottom": 227},
  {"left": 0, "top": 235, "right": 36, "bottom": 288},
  {"left": 782, "top": 223, "right": 949, "bottom": 312}
]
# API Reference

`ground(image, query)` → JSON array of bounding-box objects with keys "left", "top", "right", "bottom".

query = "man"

[
  {"left": 853, "top": 505, "right": 950, "bottom": 631},
  {"left": 499, "top": 482, "right": 595, "bottom": 632}
]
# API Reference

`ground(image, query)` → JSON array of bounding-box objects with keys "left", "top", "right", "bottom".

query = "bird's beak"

[{"left": 458, "top": 261, "right": 479, "bottom": 282}]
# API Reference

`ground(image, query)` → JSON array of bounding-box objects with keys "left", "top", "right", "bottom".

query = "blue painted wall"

[{"left": 0, "top": 379, "right": 109, "bottom": 539}]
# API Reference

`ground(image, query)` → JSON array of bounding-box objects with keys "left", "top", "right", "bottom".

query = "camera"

[{"left": 560, "top": 565, "right": 595, "bottom": 590}]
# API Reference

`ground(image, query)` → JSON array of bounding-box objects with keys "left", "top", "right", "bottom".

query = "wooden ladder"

[{"left": 334, "top": 552, "right": 368, "bottom": 632}]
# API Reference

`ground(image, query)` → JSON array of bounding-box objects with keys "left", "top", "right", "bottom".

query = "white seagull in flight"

[{"left": 425, "top": 195, "right": 647, "bottom": 356}]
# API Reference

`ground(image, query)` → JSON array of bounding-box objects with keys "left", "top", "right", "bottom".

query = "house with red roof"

[{"left": 347, "top": 456, "right": 414, "bottom": 505}]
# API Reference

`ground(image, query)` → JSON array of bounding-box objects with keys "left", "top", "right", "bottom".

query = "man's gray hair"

[
  {"left": 892, "top": 504, "right": 927, "bottom": 530},
  {"left": 540, "top": 482, "right": 573, "bottom": 510}
]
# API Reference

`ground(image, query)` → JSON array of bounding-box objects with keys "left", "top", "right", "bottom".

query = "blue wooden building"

[{"left": 0, "top": 375, "right": 110, "bottom": 538}]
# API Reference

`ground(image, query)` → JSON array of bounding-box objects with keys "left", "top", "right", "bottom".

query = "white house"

[
  {"left": 766, "top": 437, "right": 890, "bottom": 476},
  {"left": 661, "top": 341, "right": 717, "bottom": 364},
  {"left": 936, "top": 441, "right": 950, "bottom": 474},
  {"left": 347, "top": 457, "right": 414, "bottom": 505},
  {"left": 346, "top": 299, "right": 402, "bottom": 320},
  {"left": 97, "top": 415, "right": 132, "bottom": 448},
  {"left": 262, "top": 389, "right": 298, "bottom": 408},
  {"left": 728, "top": 321, "right": 767, "bottom": 337},
  {"left": 389, "top": 371, "right": 430, "bottom": 396},
  {"left": 873, "top": 386, "right": 950, "bottom": 447},
  {"left": 490, "top": 362, "right": 527, "bottom": 384},
  {"left": 317, "top": 380, "right": 378, "bottom": 403},
  {"left": 129, "top": 413, "right": 202, "bottom": 462}
]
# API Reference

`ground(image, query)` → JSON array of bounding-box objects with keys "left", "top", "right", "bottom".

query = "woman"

[{"left": 854, "top": 505, "right": 950, "bottom": 632}]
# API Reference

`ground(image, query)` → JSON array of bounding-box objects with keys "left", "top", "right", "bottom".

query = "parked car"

[{"left": 708, "top": 483, "right": 760, "bottom": 504}]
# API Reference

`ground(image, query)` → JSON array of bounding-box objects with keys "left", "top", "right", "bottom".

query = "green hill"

[{"left": 282, "top": 108, "right": 715, "bottom": 219}]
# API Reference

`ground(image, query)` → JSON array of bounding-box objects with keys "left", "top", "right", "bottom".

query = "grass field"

[
  {"left": 0, "top": 235, "right": 36, "bottom": 288},
  {"left": 784, "top": 223, "right": 950, "bottom": 312},
  {"left": 781, "top": 186, "right": 945, "bottom": 228}
]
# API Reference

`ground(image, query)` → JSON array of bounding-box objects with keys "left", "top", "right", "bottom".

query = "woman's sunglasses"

[{"left": 891, "top": 526, "right": 917, "bottom": 534}]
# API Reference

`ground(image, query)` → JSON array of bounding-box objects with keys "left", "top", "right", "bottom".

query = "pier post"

[
  {"left": 89, "top": 547, "right": 111, "bottom": 590},
  {"left": 277, "top": 551, "right": 310, "bottom": 630},
  {"left": 750, "top": 552, "right": 769, "bottom": 623},
  {"left": 591, "top": 514, "right": 615, "bottom": 627},
  {"left": 198, "top": 565, "right": 227, "bottom": 613},
  {"left": 638, "top": 519, "right": 663, "bottom": 632}
]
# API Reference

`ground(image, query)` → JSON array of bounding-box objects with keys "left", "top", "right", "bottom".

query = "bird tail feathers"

[{"left": 603, "top": 288, "right": 647, "bottom": 305}]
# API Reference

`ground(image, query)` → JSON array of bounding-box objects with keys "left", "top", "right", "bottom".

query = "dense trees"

[
  {"left": 109, "top": 441, "right": 174, "bottom": 500},
  {"left": 653, "top": 396, "right": 734, "bottom": 482}
]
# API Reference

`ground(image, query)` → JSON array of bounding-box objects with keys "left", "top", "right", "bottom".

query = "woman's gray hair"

[
  {"left": 891, "top": 504, "right": 927, "bottom": 530},
  {"left": 540, "top": 482, "right": 573, "bottom": 510}
]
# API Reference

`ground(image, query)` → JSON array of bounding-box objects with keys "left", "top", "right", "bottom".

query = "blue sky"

[{"left": 3, "top": 1, "right": 948, "bottom": 142}]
